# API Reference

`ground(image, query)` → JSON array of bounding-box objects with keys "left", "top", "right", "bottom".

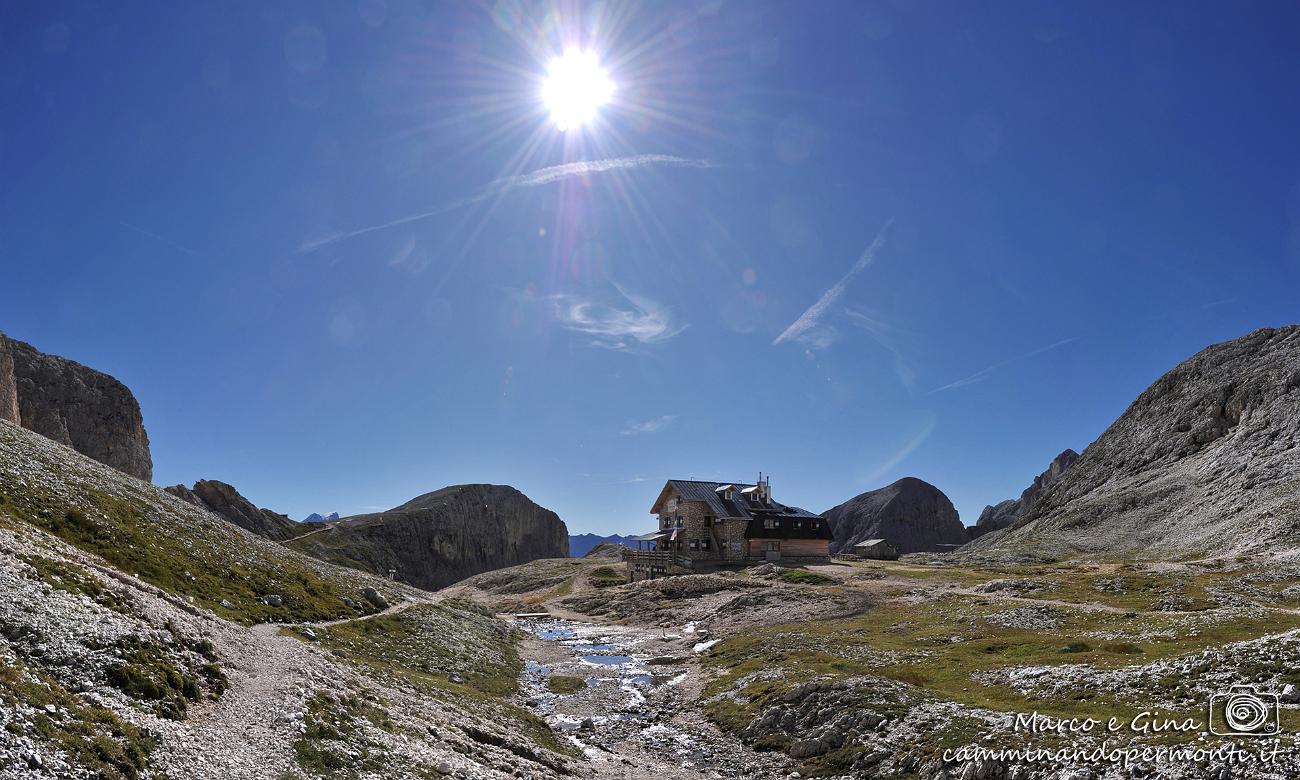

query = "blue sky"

[{"left": 2, "top": 1, "right": 1298, "bottom": 535}]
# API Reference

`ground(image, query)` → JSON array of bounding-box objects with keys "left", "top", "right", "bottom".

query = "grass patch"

[
  {"left": 315, "top": 600, "right": 520, "bottom": 697},
  {"left": 292, "top": 692, "right": 391, "bottom": 777},
  {"left": 589, "top": 566, "right": 627, "bottom": 589},
  {"left": 699, "top": 581, "right": 1300, "bottom": 773},
  {"left": 779, "top": 569, "right": 836, "bottom": 586},
  {"left": 103, "top": 636, "right": 224, "bottom": 720},
  {"left": 312, "top": 600, "right": 579, "bottom": 760},
  {"left": 0, "top": 655, "right": 154, "bottom": 779},
  {"left": 546, "top": 675, "right": 586, "bottom": 695}
]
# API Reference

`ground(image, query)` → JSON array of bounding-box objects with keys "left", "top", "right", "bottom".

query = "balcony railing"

[{"left": 622, "top": 549, "right": 693, "bottom": 568}]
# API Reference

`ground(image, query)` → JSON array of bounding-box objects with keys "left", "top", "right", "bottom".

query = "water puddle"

[
  {"left": 579, "top": 653, "right": 633, "bottom": 666},
  {"left": 514, "top": 616, "right": 684, "bottom": 745}
]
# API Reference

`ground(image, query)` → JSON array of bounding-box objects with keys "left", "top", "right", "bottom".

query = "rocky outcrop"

[
  {"left": 969, "top": 449, "right": 1079, "bottom": 538},
  {"left": 583, "top": 542, "right": 630, "bottom": 561},
  {"left": 285, "top": 484, "right": 569, "bottom": 591},
  {"left": 568, "top": 533, "right": 635, "bottom": 557},
  {"left": 164, "top": 479, "right": 300, "bottom": 541},
  {"left": 0, "top": 332, "right": 152, "bottom": 481},
  {"left": 978, "top": 325, "right": 1300, "bottom": 559},
  {"left": 823, "top": 477, "right": 968, "bottom": 554}
]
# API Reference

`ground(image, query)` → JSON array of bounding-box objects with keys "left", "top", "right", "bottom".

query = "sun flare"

[{"left": 542, "top": 49, "right": 614, "bottom": 132}]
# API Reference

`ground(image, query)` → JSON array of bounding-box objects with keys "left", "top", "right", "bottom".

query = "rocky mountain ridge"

[
  {"left": 286, "top": 484, "right": 569, "bottom": 590},
  {"left": 974, "top": 325, "right": 1300, "bottom": 559},
  {"left": 165, "top": 479, "right": 301, "bottom": 541},
  {"left": 969, "top": 449, "right": 1079, "bottom": 539},
  {"left": 568, "top": 532, "right": 635, "bottom": 557},
  {"left": 0, "top": 332, "right": 152, "bottom": 481},
  {"left": 823, "top": 477, "right": 970, "bottom": 554}
]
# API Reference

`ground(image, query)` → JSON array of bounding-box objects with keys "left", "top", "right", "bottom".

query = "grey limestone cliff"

[
  {"left": 823, "top": 477, "right": 968, "bottom": 554},
  {"left": 977, "top": 325, "right": 1300, "bottom": 559},
  {"left": 0, "top": 332, "right": 152, "bottom": 481},
  {"left": 970, "top": 449, "right": 1079, "bottom": 538}
]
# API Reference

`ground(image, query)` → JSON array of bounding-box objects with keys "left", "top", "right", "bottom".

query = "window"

[
  {"left": 764, "top": 517, "right": 779, "bottom": 529},
  {"left": 701, "top": 538, "right": 711, "bottom": 551},
  {"left": 764, "top": 541, "right": 781, "bottom": 552},
  {"left": 704, "top": 515, "right": 713, "bottom": 527},
  {"left": 688, "top": 539, "right": 699, "bottom": 550}
]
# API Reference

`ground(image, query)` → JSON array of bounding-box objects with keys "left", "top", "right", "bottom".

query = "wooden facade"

[{"left": 626, "top": 477, "right": 832, "bottom": 580}]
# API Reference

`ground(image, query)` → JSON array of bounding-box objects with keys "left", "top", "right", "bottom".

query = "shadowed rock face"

[
  {"left": 165, "top": 479, "right": 300, "bottom": 541},
  {"left": 980, "top": 325, "right": 1300, "bottom": 559},
  {"left": 0, "top": 332, "right": 152, "bottom": 481},
  {"left": 823, "top": 477, "right": 968, "bottom": 554},
  {"left": 285, "top": 484, "right": 569, "bottom": 591},
  {"left": 970, "top": 449, "right": 1079, "bottom": 538}
]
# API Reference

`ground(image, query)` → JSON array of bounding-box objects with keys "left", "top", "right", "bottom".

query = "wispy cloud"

[
  {"left": 619, "top": 415, "right": 678, "bottom": 437},
  {"left": 864, "top": 413, "right": 937, "bottom": 483},
  {"left": 117, "top": 220, "right": 203, "bottom": 258},
  {"left": 844, "top": 308, "right": 916, "bottom": 389},
  {"left": 929, "top": 337, "right": 1080, "bottom": 394},
  {"left": 550, "top": 283, "right": 685, "bottom": 351},
  {"left": 773, "top": 218, "right": 894, "bottom": 349},
  {"left": 298, "top": 155, "right": 716, "bottom": 253}
]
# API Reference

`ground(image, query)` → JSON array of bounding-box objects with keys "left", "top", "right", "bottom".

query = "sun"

[{"left": 542, "top": 49, "right": 614, "bottom": 132}]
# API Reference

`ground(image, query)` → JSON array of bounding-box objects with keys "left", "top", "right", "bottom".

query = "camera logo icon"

[{"left": 1208, "top": 685, "right": 1280, "bottom": 736}]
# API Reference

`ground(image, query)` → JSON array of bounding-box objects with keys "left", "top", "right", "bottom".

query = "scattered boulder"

[{"left": 362, "top": 587, "right": 389, "bottom": 610}]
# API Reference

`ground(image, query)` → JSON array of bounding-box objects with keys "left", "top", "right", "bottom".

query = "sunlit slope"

[
  {"left": 975, "top": 325, "right": 1300, "bottom": 560},
  {"left": 0, "top": 419, "right": 408, "bottom": 624}
]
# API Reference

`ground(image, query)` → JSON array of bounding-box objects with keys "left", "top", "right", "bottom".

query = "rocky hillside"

[
  {"left": 0, "top": 419, "right": 574, "bottom": 779},
  {"left": 824, "top": 477, "right": 968, "bottom": 554},
  {"left": 165, "top": 479, "right": 301, "bottom": 541},
  {"left": 977, "top": 325, "right": 1300, "bottom": 559},
  {"left": 286, "top": 484, "right": 569, "bottom": 590},
  {"left": 0, "top": 332, "right": 152, "bottom": 481},
  {"left": 969, "top": 449, "right": 1079, "bottom": 539}
]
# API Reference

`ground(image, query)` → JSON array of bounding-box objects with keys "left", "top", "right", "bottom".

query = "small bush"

[
  {"left": 589, "top": 566, "right": 627, "bottom": 589},
  {"left": 1102, "top": 642, "right": 1144, "bottom": 655},
  {"left": 1059, "top": 641, "right": 1093, "bottom": 654}
]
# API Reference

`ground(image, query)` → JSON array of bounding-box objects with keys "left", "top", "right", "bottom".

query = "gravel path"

[{"left": 148, "top": 622, "right": 322, "bottom": 779}]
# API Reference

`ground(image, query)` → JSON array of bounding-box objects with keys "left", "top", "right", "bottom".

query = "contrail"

[
  {"left": 929, "top": 337, "right": 1080, "bottom": 394},
  {"left": 773, "top": 217, "right": 894, "bottom": 347},
  {"left": 117, "top": 220, "right": 204, "bottom": 258},
  {"left": 297, "top": 154, "right": 716, "bottom": 254}
]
